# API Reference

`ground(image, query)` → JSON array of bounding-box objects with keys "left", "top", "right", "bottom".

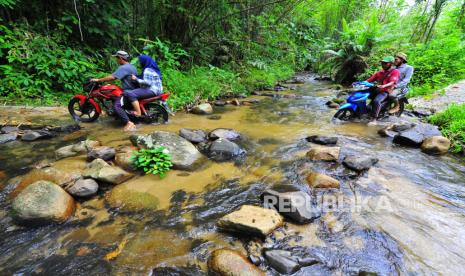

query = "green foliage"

[
  {"left": 0, "top": 24, "right": 99, "bottom": 105},
  {"left": 131, "top": 147, "right": 173, "bottom": 178},
  {"left": 428, "top": 104, "right": 465, "bottom": 153}
]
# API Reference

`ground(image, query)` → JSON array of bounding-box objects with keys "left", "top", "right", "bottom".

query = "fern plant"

[{"left": 131, "top": 147, "right": 173, "bottom": 178}]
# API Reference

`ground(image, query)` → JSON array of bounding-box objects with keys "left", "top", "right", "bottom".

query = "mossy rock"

[{"left": 106, "top": 185, "right": 159, "bottom": 211}]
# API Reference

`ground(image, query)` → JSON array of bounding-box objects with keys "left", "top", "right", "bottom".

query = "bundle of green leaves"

[{"left": 131, "top": 146, "right": 173, "bottom": 178}]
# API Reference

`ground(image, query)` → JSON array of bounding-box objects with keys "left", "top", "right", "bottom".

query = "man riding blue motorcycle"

[{"left": 334, "top": 56, "right": 408, "bottom": 121}]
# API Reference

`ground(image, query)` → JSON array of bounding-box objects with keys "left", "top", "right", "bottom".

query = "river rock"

[
  {"left": 72, "top": 140, "right": 101, "bottom": 153},
  {"left": 307, "top": 146, "right": 340, "bottom": 161},
  {"left": 393, "top": 123, "right": 442, "bottom": 147},
  {"left": 262, "top": 189, "right": 319, "bottom": 224},
  {"left": 55, "top": 145, "right": 78, "bottom": 159},
  {"left": 192, "top": 103, "right": 213, "bottom": 115},
  {"left": 326, "top": 101, "right": 340, "bottom": 108},
  {"left": 11, "top": 180, "right": 75, "bottom": 225},
  {"left": 265, "top": 250, "right": 301, "bottom": 275},
  {"left": 179, "top": 128, "right": 207, "bottom": 143},
  {"left": 0, "top": 133, "right": 18, "bottom": 144},
  {"left": 421, "top": 136, "right": 450, "bottom": 155},
  {"left": 231, "top": 99, "right": 240, "bottom": 106},
  {"left": 306, "top": 135, "right": 338, "bottom": 145},
  {"left": 208, "top": 128, "right": 241, "bottom": 141},
  {"left": 1, "top": 126, "right": 19, "bottom": 134},
  {"left": 207, "top": 138, "right": 245, "bottom": 161},
  {"left": 208, "top": 249, "right": 264, "bottom": 276},
  {"left": 115, "top": 146, "right": 136, "bottom": 171},
  {"left": 342, "top": 156, "right": 379, "bottom": 172},
  {"left": 66, "top": 178, "right": 99, "bottom": 197},
  {"left": 131, "top": 131, "right": 203, "bottom": 170},
  {"left": 87, "top": 146, "right": 116, "bottom": 161},
  {"left": 214, "top": 100, "right": 226, "bottom": 106},
  {"left": 21, "top": 130, "right": 53, "bottom": 141},
  {"left": 83, "top": 159, "right": 133, "bottom": 185},
  {"left": 306, "top": 172, "right": 340, "bottom": 189},
  {"left": 217, "top": 205, "right": 283, "bottom": 236}
]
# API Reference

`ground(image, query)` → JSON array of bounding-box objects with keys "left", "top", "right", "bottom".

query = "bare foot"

[{"left": 123, "top": 122, "right": 137, "bottom": 132}]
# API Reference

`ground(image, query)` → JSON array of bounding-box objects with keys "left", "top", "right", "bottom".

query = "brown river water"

[{"left": 0, "top": 76, "right": 465, "bottom": 275}]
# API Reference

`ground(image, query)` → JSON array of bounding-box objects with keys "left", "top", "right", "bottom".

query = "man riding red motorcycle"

[
  {"left": 69, "top": 50, "right": 170, "bottom": 129},
  {"left": 90, "top": 50, "right": 138, "bottom": 131}
]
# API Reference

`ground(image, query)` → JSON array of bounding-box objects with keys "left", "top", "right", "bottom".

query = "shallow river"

[{"left": 1, "top": 76, "right": 464, "bottom": 275}]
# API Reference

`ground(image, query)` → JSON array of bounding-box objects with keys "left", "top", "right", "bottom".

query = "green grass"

[{"left": 428, "top": 104, "right": 465, "bottom": 153}]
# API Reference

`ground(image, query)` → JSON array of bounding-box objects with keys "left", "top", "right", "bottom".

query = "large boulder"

[
  {"left": 217, "top": 205, "right": 283, "bottom": 237},
  {"left": 209, "top": 128, "right": 241, "bottom": 141},
  {"left": 393, "top": 123, "right": 442, "bottom": 147},
  {"left": 0, "top": 133, "right": 18, "bottom": 144},
  {"left": 87, "top": 146, "right": 116, "bottom": 161},
  {"left": 11, "top": 180, "right": 75, "bottom": 225},
  {"left": 208, "top": 249, "right": 264, "bottom": 276},
  {"left": 306, "top": 172, "right": 340, "bottom": 189},
  {"left": 192, "top": 103, "right": 213, "bottom": 115},
  {"left": 83, "top": 159, "right": 133, "bottom": 185},
  {"left": 179, "top": 128, "right": 207, "bottom": 143},
  {"left": 262, "top": 189, "right": 319, "bottom": 224},
  {"left": 66, "top": 178, "right": 99, "bottom": 197},
  {"left": 307, "top": 146, "right": 340, "bottom": 161},
  {"left": 207, "top": 138, "right": 245, "bottom": 161},
  {"left": 342, "top": 155, "right": 379, "bottom": 172},
  {"left": 306, "top": 135, "right": 338, "bottom": 145},
  {"left": 421, "top": 136, "right": 450, "bottom": 155},
  {"left": 130, "top": 131, "right": 203, "bottom": 170},
  {"left": 1, "top": 126, "right": 19, "bottom": 134},
  {"left": 21, "top": 130, "right": 54, "bottom": 141}
]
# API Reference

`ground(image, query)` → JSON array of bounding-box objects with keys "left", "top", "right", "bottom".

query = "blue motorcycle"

[{"left": 333, "top": 81, "right": 408, "bottom": 121}]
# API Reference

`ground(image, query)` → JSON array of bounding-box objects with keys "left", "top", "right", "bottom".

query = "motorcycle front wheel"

[
  {"left": 144, "top": 103, "right": 168, "bottom": 124},
  {"left": 68, "top": 98, "right": 100, "bottom": 122},
  {"left": 333, "top": 108, "right": 355, "bottom": 121}
]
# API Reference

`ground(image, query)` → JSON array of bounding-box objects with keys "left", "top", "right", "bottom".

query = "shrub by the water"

[{"left": 131, "top": 147, "right": 173, "bottom": 178}]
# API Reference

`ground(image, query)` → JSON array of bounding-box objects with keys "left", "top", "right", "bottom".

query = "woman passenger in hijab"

[{"left": 126, "top": 55, "right": 163, "bottom": 117}]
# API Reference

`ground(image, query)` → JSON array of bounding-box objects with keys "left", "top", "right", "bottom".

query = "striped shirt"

[{"left": 136, "top": 68, "right": 163, "bottom": 96}]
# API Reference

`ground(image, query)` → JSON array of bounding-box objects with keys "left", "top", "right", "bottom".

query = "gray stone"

[
  {"left": 306, "top": 135, "right": 338, "bottom": 145},
  {"left": 207, "top": 138, "right": 245, "bottom": 161},
  {"left": 55, "top": 145, "right": 79, "bottom": 159},
  {"left": 0, "top": 133, "right": 18, "bottom": 144},
  {"left": 191, "top": 103, "right": 213, "bottom": 115},
  {"left": 21, "top": 130, "right": 53, "bottom": 141},
  {"left": 393, "top": 123, "right": 442, "bottom": 147},
  {"left": 179, "top": 128, "right": 207, "bottom": 143},
  {"left": 87, "top": 146, "right": 116, "bottom": 161},
  {"left": 265, "top": 250, "right": 301, "bottom": 275},
  {"left": 66, "top": 178, "right": 99, "bottom": 197},
  {"left": 72, "top": 140, "right": 101, "bottom": 153},
  {"left": 11, "top": 180, "right": 75, "bottom": 225},
  {"left": 130, "top": 131, "right": 203, "bottom": 170},
  {"left": 214, "top": 100, "right": 226, "bottom": 106},
  {"left": 262, "top": 189, "right": 319, "bottom": 224},
  {"left": 83, "top": 159, "right": 133, "bottom": 185},
  {"left": 208, "top": 128, "right": 241, "bottom": 141},
  {"left": 1, "top": 126, "right": 19, "bottom": 134},
  {"left": 342, "top": 156, "right": 379, "bottom": 172}
]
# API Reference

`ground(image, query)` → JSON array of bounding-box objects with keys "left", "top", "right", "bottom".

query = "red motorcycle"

[{"left": 68, "top": 80, "right": 170, "bottom": 124}]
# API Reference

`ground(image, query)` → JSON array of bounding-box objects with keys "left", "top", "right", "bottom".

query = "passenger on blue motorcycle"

[{"left": 366, "top": 56, "right": 400, "bottom": 120}]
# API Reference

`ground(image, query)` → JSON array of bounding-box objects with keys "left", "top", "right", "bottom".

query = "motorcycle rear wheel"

[
  {"left": 68, "top": 98, "right": 100, "bottom": 122},
  {"left": 144, "top": 103, "right": 168, "bottom": 124},
  {"left": 334, "top": 108, "right": 355, "bottom": 121}
]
